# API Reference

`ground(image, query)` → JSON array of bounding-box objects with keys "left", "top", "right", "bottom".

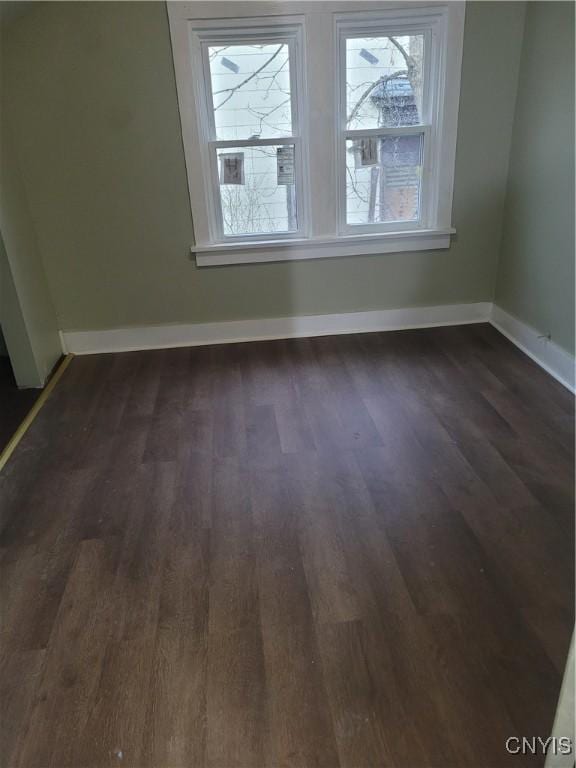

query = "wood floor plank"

[
  {"left": 396, "top": 385, "right": 573, "bottom": 670},
  {"left": 0, "top": 324, "right": 572, "bottom": 768},
  {"left": 72, "top": 462, "right": 177, "bottom": 768},
  {"left": 206, "top": 625, "right": 268, "bottom": 768},
  {"left": 293, "top": 450, "right": 365, "bottom": 626},
  {"left": 1, "top": 467, "right": 98, "bottom": 653},
  {"left": 14, "top": 539, "right": 118, "bottom": 768},
  {"left": 250, "top": 456, "right": 340, "bottom": 768},
  {"left": 140, "top": 521, "right": 209, "bottom": 767},
  {"left": 208, "top": 457, "right": 259, "bottom": 636},
  {"left": 316, "top": 619, "right": 402, "bottom": 768},
  {"left": 0, "top": 650, "right": 45, "bottom": 767}
]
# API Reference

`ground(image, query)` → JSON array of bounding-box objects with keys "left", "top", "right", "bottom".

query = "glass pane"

[
  {"left": 345, "top": 134, "right": 423, "bottom": 225},
  {"left": 208, "top": 44, "right": 292, "bottom": 140},
  {"left": 346, "top": 35, "right": 424, "bottom": 129},
  {"left": 217, "top": 145, "right": 297, "bottom": 236}
]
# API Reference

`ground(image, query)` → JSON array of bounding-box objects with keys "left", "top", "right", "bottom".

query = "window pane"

[
  {"left": 217, "top": 145, "right": 297, "bottom": 236},
  {"left": 345, "top": 134, "right": 422, "bottom": 225},
  {"left": 208, "top": 44, "right": 292, "bottom": 140},
  {"left": 346, "top": 35, "right": 424, "bottom": 129}
]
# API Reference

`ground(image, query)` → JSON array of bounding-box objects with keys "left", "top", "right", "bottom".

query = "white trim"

[
  {"left": 490, "top": 305, "right": 575, "bottom": 393},
  {"left": 194, "top": 228, "right": 454, "bottom": 265},
  {"left": 62, "top": 302, "right": 491, "bottom": 355},
  {"left": 60, "top": 303, "right": 576, "bottom": 396}
]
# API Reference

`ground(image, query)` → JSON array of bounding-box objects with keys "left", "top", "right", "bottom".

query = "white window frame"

[
  {"left": 190, "top": 20, "right": 309, "bottom": 244},
  {"left": 337, "top": 12, "right": 431, "bottom": 234},
  {"left": 168, "top": 2, "right": 465, "bottom": 266}
]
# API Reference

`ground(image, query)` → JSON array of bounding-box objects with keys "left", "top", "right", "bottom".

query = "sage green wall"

[
  {"left": 3, "top": 2, "right": 526, "bottom": 332},
  {"left": 0, "top": 10, "right": 61, "bottom": 386},
  {"left": 0, "top": 137, "right": 61, "bottom": 385},
  {"left": 0, "top": 232, "right": 42, "bottom": 388},
  {"left": 495, "top": 1, "right": 575, "bottom": 355}
]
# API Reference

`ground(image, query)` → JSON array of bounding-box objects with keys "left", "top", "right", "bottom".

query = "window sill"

[{"left": 192, "top": 228, "right": 455, "bottom": 267}]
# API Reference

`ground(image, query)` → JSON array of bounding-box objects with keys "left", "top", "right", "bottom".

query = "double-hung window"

[
  {"left": 338, "top": 18, "right": 429, "bottom": 232},
  {"left": 192, "top": 22, "right": 306, "bottom": 241},
  {"left": 169, "top": 3, "right": 465, "bottom": 265}
]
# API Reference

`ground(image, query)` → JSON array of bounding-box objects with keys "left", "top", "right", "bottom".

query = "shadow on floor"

[{"left": 0, "top": 356, "right": 39, "bottom": 452}]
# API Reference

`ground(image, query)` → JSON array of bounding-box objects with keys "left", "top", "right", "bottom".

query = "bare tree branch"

[
  {"left": 347, "top": 69, "right": 407, "bottom": 125},
  {"left": 261, "top": 58, "right": 289, "bottom": 99},
  {"left": 209, "top": 46, "right": 229, "bottom": 61},
  {"left": 213, "top": 45, "right": 285, "bottom": 109},
  {"left": 346, "top": 36, "right": 420, "bottom": 126},
  {"left": 346, "top": 164, "right": 370, "bottom": 204},
  {"left": 388, "top": 37, "right": 413, "bottom": 69},
  {"left": 247, "top": 97, "right": 291, "bottom": 135}
]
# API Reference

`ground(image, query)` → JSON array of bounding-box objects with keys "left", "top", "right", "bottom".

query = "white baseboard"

[
  {"left": 59, "top": 302, "right": 576, "bottom": 394},
  {"left": 61, "top": 301, "right": 492, "bottom": 355},
  {"left": 490, "top": 305, "right": 575, "bottom": 393}
]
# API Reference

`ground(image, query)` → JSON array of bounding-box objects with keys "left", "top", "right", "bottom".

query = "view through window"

[
  {"left": 344, "top": 34, "right": 425, "bottom": 226},
  {"left": 207, "top": 42, "right": 299, "bottom": 237}
]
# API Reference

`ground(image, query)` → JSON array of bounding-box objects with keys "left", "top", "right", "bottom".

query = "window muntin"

[
  {"left": 197, "top": 29, "right": 304, "bottom": 241},
  {"left": 339, "top": 25, "right": 432, "bottom": 232}
]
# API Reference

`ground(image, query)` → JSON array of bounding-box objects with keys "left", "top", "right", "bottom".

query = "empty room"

[{"left": 0, "top": 1, "right": 574, "bottom": 766}]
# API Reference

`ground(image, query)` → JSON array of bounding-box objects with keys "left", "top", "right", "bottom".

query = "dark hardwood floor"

[
  {"left": 0, "top": 323, "right": 573, "bottom": 768},
  {"left": 0, "top": 357, "right": 39, "bottom": 454}
]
